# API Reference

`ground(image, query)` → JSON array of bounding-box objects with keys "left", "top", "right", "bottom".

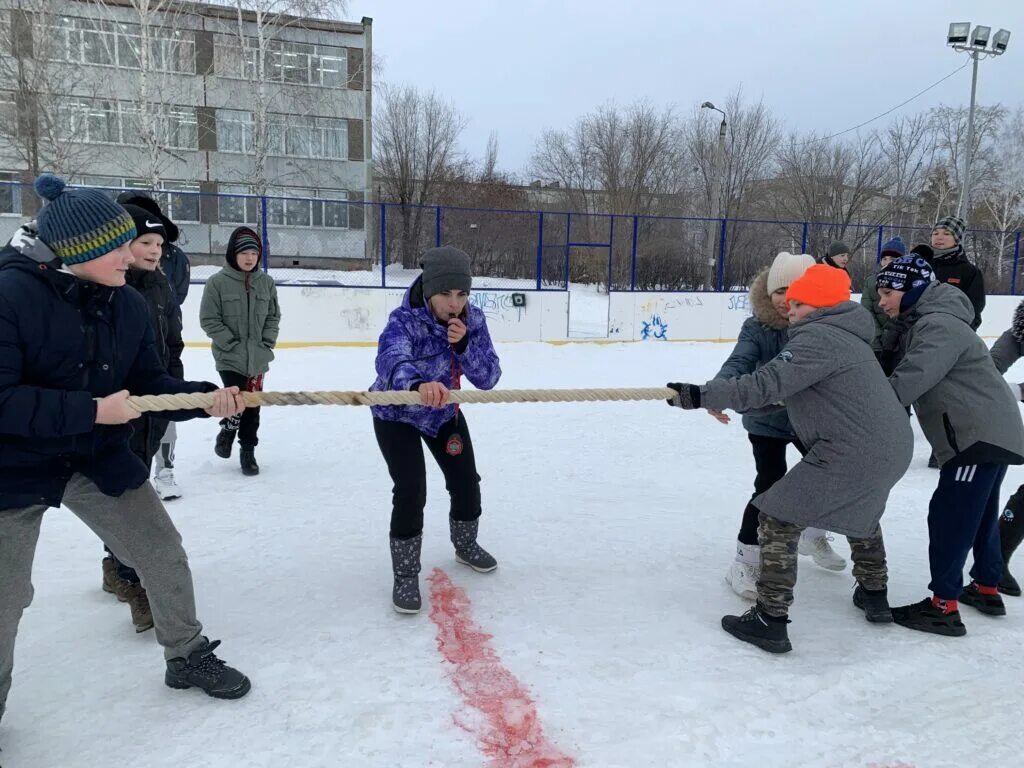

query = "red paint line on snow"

[{"left": 428, "top": 567, "right": 575, "bottom": 768}]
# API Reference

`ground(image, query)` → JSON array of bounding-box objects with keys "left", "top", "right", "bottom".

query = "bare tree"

[
  {"left": 375, "top": 83, "right": 468, "bottom": 267},
  {"left": 880, "top": 113, "right": 937, "bottom": 229},
  {"left": 86, "top": 0, "right": 200, "bottom": 189},
  {"left": 975, "top": 110, "right": 1024, "bottom": 286},
  {"left": 683, "top": 90, "right": 782, "bottom": 288},
  {"left": 929, "top": 103, "right": 1006, "bottom": 217},
  {"left": 0, "top": 0, "right": 103, "bottom": 179}
]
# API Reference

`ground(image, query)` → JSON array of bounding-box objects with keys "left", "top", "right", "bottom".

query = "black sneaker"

[
  {"left": 959, "top": 582, "right": 1006, "bottom": 616},
  {"left": 892, "top": 598, "right": 966, "bottom": 637},
  {"left": 165, "top": 639, "right": 251, "bottom": 699},
  {"left": 999, "top": 569, "right": 1021, "bottom": 597},
  {"left": 240, "top": 449, "right": 260, "bottom": 476},
  {"left": 721, "top": 606, "right": 792, "bottom": 654},
  {"left": 214, "top": 428, "right": 236, "bottom": 459},
  {"left": 853, "top": 584, "right": 893, "bottom": 623}
]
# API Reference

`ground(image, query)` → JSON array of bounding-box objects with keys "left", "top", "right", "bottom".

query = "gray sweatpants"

[{"left": 0, "top": 474, "right": 205, "bottom": 718}]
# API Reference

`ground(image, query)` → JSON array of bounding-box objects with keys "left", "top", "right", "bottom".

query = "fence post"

[
  {"left": 716, "top": 218, "right": 727, "bottom": 291},
  {"left": 607, "top": 215, "right": 615, "bottom": 293},
  {"left": 379, "top": 203, "right": 387, "bottom": 288},
  {"left": 260, "top": 195, "right": 269, "bottom": 273},
  {"left": 435, "top": 206, "right": 442, "bottom": 248},
  {"left": 630, "top": 215, "right": 638, "bottom": 291},
  {"left": 535, "top": 212, "right": 544, "bottom": 290},
  {"left": 564, "top": 212, "right": 571, "bottom": 289},
  {"left": 800, "top": 222, "right": 808, "bottom": 254},
  {"left": 1012, "top": 230, "right": 1022, "bottom": 296},
  {"left": 875, "top": 225, "right": 884, "bottom": 264}
]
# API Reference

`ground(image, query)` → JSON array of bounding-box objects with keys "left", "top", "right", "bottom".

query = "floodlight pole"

[{"left": 957, "top": 48, "right": 981, "bottom": 218}]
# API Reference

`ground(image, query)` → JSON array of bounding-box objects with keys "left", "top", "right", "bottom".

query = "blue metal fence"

[{"left": 1, "top": 180, "right": 1020, "bottom": 294}]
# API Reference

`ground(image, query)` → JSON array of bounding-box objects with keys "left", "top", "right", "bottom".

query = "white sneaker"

[
  {"left": 725, "top": 542, "right": 760, "bottom": 600},
  {"left": 798, "top": 532, "right": 847, "bottom": 571},
  {"left": 725, "top": 560, "right": 759, "bottom": 600},
  {"left": 153, "top": 468, "right": 182, "bottom": 501}
]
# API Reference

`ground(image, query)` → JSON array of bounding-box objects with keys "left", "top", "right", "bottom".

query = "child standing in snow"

[
  {"left": 877, "top": 256, "right": 1024, "bottom": 635},
  {"left": 200, "top": 227, "right": 280, "bottom": 476},
  {"left": 0, "top": 176, "right": 251, "bottom": 727},
  {"left": 99, "top": 204, "right": 185, "bottom": 633},
  {"left": 712, "top": 252, "right": 846, "bottom": 602},
  {"left": 370, "top": 246, "right": 502, "bottom": 614},
  {"left": 668, "top": 265, "right": 913, "bottom": 653}
]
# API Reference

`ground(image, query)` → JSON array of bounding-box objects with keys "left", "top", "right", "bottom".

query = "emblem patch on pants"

[{"left": 446, "top": 434, "right": 464, "bottom": 456}]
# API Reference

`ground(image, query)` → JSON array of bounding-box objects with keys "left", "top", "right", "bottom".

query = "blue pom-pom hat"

[{"left": 33, "top": 173, "right": 137, "bottom": 265}]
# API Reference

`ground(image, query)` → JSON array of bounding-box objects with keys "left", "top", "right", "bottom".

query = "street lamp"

[
  {"left": 947, "top": 22, "right": 1011, "bottom": 217},
  {"left": 701, "top": 101, "right": 727, "bottom": 289}
]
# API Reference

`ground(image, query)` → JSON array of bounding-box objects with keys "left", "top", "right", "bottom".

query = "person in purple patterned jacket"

[{"left": 370, "top": 247, "right": 502, "bottom": 614}]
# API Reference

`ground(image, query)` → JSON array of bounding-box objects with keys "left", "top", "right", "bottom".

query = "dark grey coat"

[
  {"left": 714, "top": 269, "right": 794, "bottom": 439},
  {"left": 702, "top": 302, "right": 913, "bottom": 537},
  {"left": 889, "top": 282, "right": 1024, "bottom": 468}
]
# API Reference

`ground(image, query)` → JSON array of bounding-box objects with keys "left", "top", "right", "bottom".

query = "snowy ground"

[{"left": 4, "top": 342, "right": 1023, "bottom": 768}]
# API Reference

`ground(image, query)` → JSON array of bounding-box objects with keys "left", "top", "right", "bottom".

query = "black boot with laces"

[
  {"left": 721, "top": 605, "right": 792, "bottom": 654},
  {"left": 165, "top": 638, "right": 251, "bottom": 699}
]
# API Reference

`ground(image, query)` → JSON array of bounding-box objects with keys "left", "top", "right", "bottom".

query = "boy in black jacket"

[
  {"left": 927, "top": 215, "right": 985, "bottom": 330},
  {"left": 100, "top": 205, "right": 184, "bottom": 632},
  {"left": 0, "top": 176, "right": 252, "bottom": 732}
]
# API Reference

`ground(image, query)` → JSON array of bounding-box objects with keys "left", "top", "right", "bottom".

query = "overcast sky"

[{"left": 347, "top": 0, "right": 1024, "bottom": 176}]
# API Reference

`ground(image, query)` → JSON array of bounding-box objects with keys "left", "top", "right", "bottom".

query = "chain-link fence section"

[{"left": 1, "top": 180, "right": 1021, "bottom": 294}]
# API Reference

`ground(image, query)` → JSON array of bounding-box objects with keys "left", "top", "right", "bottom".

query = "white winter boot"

[
  {"left": 798, "top": 528, "right": 847, "bottom": 571},
  {"left": 153, "top": 468, "right": 182, "bottom": 501},
  {"left": 725, "top": 541, "right": 760, "bottom": 600}
]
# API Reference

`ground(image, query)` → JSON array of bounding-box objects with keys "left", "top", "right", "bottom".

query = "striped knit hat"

[{"left": 34, "top": 174, "right": 136, "bottom": 265}]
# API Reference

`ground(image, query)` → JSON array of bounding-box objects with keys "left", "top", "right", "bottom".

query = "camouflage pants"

[{"left": 756, "top": 512, "right": 888, "bottom": 617}]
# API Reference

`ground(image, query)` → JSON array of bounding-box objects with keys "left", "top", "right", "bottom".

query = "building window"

[
  {"left": 219, "top": 184, "right": 259, "bottom": 225},
  {"left": 124, "top": 179, "right": 200, "bottom": 223},
  {"left": 217, "top": 110, "right": 346, "bottom": 160},
  {"left": 0, "top": 171, "right": 21, "bottom": 215},
  {"left": 50, "top": 16, "right": 194, "bottom": 73},
  {"left": 213, "top": 35, "right": 348, "bottom": 88},
  {"left": 58, "top": 99, "right": 197, "bottom": 149},
  {"left": 215, "top": 109, "right": 254, "bottom": 154}
]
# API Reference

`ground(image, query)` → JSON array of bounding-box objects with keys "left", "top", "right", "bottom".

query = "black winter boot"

[
  {"left": 215, "top": 427, "right": 236, "bottom": 459},
  {"left": 999, "top": 487, "right": 1024, "bottom": 597},
  {"left": 892, "top": 597, "right": 966, "bottom": 637},
  {"left": 390, "top": 534, "right": 422, "bottom": 614},
  {"left": 853, "top": 584, "right": 893, "bottom": 623},
  {"left": 721, "top": 605, "right": 792, "bottom": 654},
  {"left": 165, "top": 638, "right": 251, "bottom": 699},
  {"left": 450, "top": 517, "right": 497, "bottom": 573},
  {"left": 239, "top": 448, "right": 259, "bottom": 476},
  {"left": 959, "top": 582, "right": 1006, "bottom": 616}
]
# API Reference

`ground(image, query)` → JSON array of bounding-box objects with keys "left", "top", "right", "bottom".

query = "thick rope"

[{"left": 127, "top": 387, "right": 678, "bottom": 413}]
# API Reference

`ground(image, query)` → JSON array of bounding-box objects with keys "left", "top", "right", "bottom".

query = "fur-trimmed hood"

[{"left": 749, "top": 268, "right": 789, "bottom": 330}]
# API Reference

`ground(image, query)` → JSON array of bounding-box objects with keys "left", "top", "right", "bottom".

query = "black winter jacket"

[{"left": 0, "top": 235, "right": 214, "bottom": 511}]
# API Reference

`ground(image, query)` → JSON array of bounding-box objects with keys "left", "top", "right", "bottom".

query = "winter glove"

[{"left": 666, "top": 382, "right": 702, "bottom": 410}]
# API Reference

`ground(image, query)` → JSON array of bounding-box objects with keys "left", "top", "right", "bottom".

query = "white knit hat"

[{"left": 766, "top": 252, "right": 816, "bottom": 295}]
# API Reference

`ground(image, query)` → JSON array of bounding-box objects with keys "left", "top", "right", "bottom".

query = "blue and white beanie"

[{"left": 876, "top": 255, "right": 935, "bottom": 292}]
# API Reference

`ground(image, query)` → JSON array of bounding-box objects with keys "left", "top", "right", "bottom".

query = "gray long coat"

[
  {"left": 702, "top": 302, "right": 913, "bottom": 537},
  {"left": 889, "top": 282, "right": 1024, "bottom": 468}
]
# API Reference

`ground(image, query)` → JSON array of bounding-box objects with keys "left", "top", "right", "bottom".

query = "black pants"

[
  {"left": 219, "top": 371, "right": 261, "bottom": 448},
  {"left": 928, "top": 463, "right": 1007, "bottom": 599},
  {"left": 738, "top": 433, "right": 808, "bottom": 545},
  {"left": 374, "top": 412, "right": 481, "bottom": 540}
]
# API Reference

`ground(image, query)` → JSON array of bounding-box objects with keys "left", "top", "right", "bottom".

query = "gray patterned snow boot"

[
  {"left": 450, "top": 517, "right": 497, "bottom": 573},
  {"left": 389, "top": 534, "right": 422, "bottom": 614}
]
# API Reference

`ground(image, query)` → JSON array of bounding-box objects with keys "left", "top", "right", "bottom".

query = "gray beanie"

[
  {"left": 827, "top": 241, "right": 850, "bottom": 259},
  {"left": 420, "top": 246, "right": 472, "bottom": 298}
]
